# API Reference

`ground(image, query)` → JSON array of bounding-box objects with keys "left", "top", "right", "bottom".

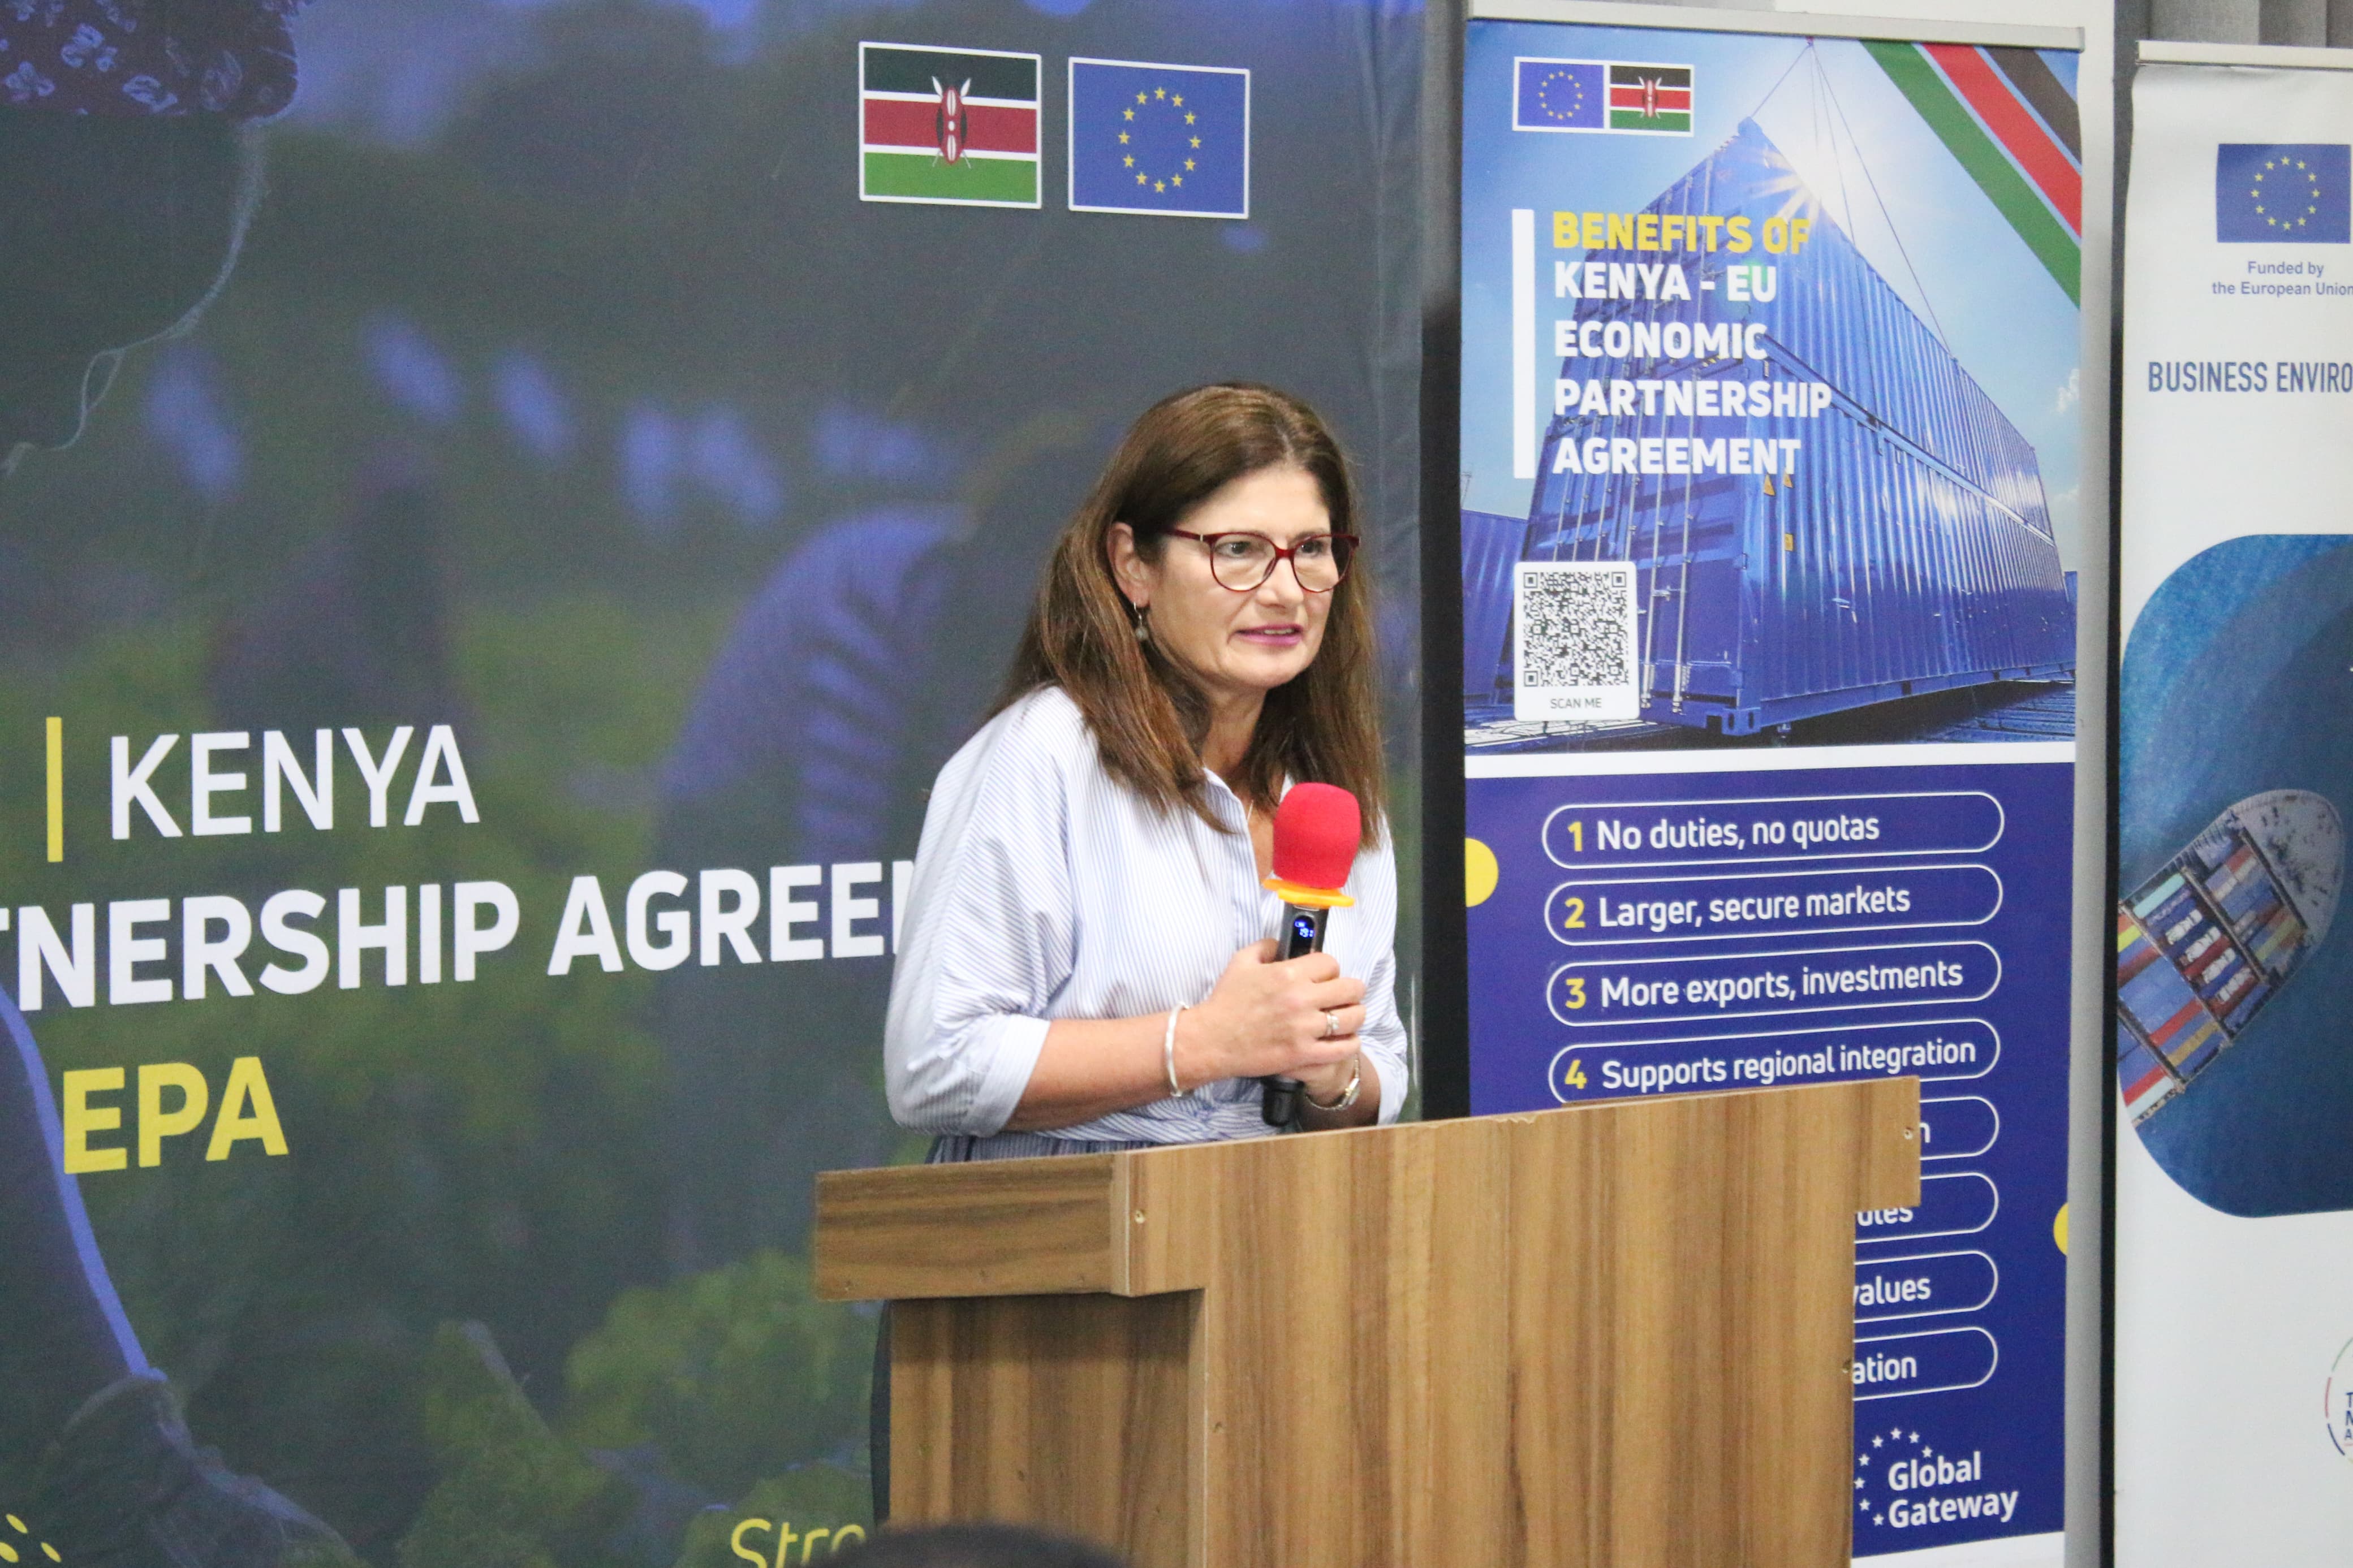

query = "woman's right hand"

[{"left": 1177, "top": 939, "right": 1366, "bottom": 1087}]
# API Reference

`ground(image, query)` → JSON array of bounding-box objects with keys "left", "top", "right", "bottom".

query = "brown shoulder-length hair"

[{"left": 996, "top": 383, "right": 1384, "bottom": 845}]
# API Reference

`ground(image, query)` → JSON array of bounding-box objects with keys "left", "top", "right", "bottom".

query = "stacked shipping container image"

[
  {"left": 1466, "top": 120, "right": 2075, "bottom": 738},
  {"left": 2115, "top": 791, "right": 2344, "bottom": 1123}
]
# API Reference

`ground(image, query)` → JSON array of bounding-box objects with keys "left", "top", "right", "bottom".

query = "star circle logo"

[
  {"left": 2251, "top": 155, "right": 2324, "bottom": 231},
  {"left": 1110, "top": 82, "right": 1201, "bottom": 197},
  {"left": 1535, "top": 67, "right": 1584, "bottom": 123},
  {"left": 1853, "top": 1425, "right": 1928, "bottom": 1530}
]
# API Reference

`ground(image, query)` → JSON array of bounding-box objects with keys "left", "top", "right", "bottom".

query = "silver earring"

[{"left": 1134, "top": 605, "right": 1152, "bottom": 643}]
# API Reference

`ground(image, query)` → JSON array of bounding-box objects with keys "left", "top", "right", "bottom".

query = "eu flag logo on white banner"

[
  {"left": 2216, "top": 143, "right": 2351, "bottom": 242},
  {"left": 1068, "top": 57, "right": 1248, "bottom": 219}
]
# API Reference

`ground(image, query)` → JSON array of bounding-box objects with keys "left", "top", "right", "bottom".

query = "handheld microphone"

[{"left": 1260, "top": 783, "right": 1360, "bottom": 1129}]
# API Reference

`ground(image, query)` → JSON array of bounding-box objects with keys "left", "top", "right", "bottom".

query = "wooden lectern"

[{"left": 815, "top": 1079, "right": 1919, "bottom": 1567}]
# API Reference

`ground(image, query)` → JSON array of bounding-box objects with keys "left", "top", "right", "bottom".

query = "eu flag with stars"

[
  {"left": 2217, "top": 144, "right": 2351, "bottom": 243},
  {"left": 1069, "top": 58, "right": 1248, "bottom": 219},
  {"left": 1514, "top": 58, "right": 1605, "bottom": 132}
]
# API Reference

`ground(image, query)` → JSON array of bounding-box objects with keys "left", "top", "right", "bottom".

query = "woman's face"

[{"left": 1110, "top": 463, "right": 1336, "bottom": 708}]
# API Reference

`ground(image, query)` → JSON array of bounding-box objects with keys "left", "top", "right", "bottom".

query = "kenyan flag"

[
  {"left": 1864, "top": 41, "right": 2082, "bottom": 303},
  {"left": 860, "top": 42, "right": 1042, "bottom": 208},
  {"left": 1606, "top": 63, "right": 1692, "bottom": 135}
]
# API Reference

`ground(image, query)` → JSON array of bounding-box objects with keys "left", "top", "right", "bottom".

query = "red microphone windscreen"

[{"left": 1271, "top": 783, "right": 1361, "bottom": 893}]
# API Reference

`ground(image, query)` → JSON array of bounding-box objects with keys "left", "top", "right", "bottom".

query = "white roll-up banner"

[{"left": 2117, "top": 46, "right": 2353, "bottom": 1566}]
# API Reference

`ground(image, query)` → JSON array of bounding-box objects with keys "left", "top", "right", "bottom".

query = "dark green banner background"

[{"left": 0, "top": 2, "right": 1422, "bottom": 1563}]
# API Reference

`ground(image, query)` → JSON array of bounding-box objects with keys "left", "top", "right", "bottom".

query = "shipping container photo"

[
  {"left": 2114, "top": 789, "right": 2344, "bottom": 1123},
  {"left": 1465, "top": 118, "right": 2075, "bottom": 744}
]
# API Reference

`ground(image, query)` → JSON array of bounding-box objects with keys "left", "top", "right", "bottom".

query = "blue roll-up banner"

[{"left": 1460, "top": 8, "right": 2082, "bottom": 1561}]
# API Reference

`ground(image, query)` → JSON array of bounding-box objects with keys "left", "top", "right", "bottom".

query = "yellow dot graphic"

[
  {"left": 1466, "top": 838, "right": 1499, "bottom": 907},
  {"left": 2053, "top": 1203, "right": 2069, "bottom": 1256},
  {"left": 1, "top": 1515, "right": 59, "bottom": 1563}
]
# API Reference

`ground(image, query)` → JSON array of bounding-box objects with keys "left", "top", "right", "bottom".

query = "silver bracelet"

[
  {"left": 1302, "top": 1055, "right": 1362, "bottom": 1113},
  {"left": 1163, "top": 1004, "right": 1190, "bottom": 1098}
]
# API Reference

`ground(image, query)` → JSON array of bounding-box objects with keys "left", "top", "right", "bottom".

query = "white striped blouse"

[{"left": 884, "top": 685, "right": 1410, "bottom": 1148}]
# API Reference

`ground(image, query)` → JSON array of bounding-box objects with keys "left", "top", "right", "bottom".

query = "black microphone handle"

[{"left": 1262, "top": 901, "right": 1330, "bottom": 1128}]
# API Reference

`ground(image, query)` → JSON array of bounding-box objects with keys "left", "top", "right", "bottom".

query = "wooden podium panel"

[{"left": 817, "top": 1078, "right": 1920, "bottom": 1568}]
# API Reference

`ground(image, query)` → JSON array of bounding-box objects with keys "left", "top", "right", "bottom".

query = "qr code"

[
  {"left": 1513, "top": 562, "right": 1637, "bottom": 723},
  {"left": 1518, "top": 564, "right": 1634, "bottom": 687}
]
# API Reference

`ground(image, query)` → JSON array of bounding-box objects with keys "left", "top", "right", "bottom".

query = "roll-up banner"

[
  {"left": 0, "top": 3, "right": 1421, "bottom": 1564},
  {"left": 1460, "top": 3, "right": 2083, "bottom": 1560},
  {"left": 2115, "top": 41, "right": 2353, "bottom": 1565}
]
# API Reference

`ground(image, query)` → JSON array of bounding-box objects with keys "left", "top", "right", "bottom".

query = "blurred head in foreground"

[{"left": 0, "top": 0, "right": 308, "bottom": 464}]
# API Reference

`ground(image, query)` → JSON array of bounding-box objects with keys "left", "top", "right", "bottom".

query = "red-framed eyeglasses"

[{"left": 1168, "top": 529, "right": 1359, "bottom": 593}]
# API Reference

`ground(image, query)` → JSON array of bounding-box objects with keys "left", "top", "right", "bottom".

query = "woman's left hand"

[
  {"left": 1292, "top": 1048, "right": 1381, "bottom": 1129},
  {"left": 1296, "top": 1056, "right": 1358, "bottom": 1103}
]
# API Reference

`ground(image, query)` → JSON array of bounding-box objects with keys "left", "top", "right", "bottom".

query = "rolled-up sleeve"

[{"left": 884, "top": 707, "right": 1076, "bottom": 1135}]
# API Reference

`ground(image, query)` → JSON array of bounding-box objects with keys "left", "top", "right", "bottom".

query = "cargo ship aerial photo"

[
  {"left": 2116, "top": 791, "right": 2345, "bottom": 1125},
  {"left": 2117, "top": 534, "right": 2353, "bottom": 1215}
]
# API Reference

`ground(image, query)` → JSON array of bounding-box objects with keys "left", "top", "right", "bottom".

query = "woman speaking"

[{"left": 885, "top": 383, "right": 1408, "bottom": 1162}]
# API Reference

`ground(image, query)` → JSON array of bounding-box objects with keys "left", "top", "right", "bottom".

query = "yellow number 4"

[{"left": 1562, "top": 1058, "right": 1589, "bottom": 1091}]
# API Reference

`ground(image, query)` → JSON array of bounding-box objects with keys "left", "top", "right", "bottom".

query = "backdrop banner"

[
  {"left": 0, "top": 2, "right": 1421, "bottom": 1563},
  {"left": 1459, "top": 9, "right": 2081, "bottom": 1562},
  {"left": 2115, "top": 50, "right": 2353, "bottom": 1567}
]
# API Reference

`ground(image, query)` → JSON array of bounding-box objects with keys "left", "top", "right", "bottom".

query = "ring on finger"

[{"left": 1321, "top": 1009, "right": 1340, "bottom": 1040}]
